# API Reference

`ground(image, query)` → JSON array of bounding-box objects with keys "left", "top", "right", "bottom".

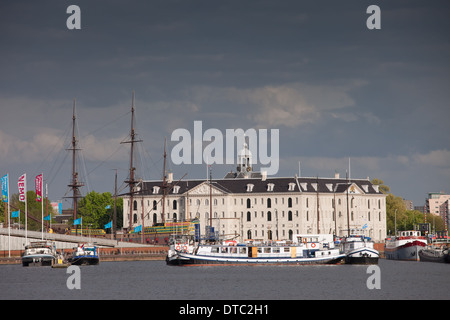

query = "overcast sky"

[{"left": 0, "top": 0, "right": 449, "bottom": 208}]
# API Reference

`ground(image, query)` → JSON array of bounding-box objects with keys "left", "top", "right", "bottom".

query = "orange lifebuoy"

[
  {"left": 311, "top": 243, "right": 316, "bottom": 248},
  {"left": 176, "top": 245, "right": 181, "bottom": 251},
  {"left": 183, "top": 246, "right": 187, "bottom": 252}
]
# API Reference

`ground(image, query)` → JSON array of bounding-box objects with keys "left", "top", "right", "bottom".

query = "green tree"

[
  {"left": 10, "top": 191, "right": 54, "bottom": 231},
  {"left": 370, "top": 178, "right": 390, "bottom": 194},
  {"left": 77, "top": 191, "right": 123, "bottom": 230},
  {"left": 370, "top": 179, "right": 441, "bottom": 235}
]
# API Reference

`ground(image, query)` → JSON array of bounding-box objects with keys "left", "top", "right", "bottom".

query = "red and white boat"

[{"left": 385, "top": 230, "right": 427, "bottom": 261}]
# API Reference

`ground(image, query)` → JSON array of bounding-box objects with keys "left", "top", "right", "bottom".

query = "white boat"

[
  {"left": 68, "top": 243, "right": 100, "bottom": 265},
  {"left": 339, "top": 233, "right": 379, "bottom": 264},
  {"left": 385, "top": 230, "right": 427, "bottom": 261},
  {"left": 22, "top": 241, "right": 57, "bottom": 267},
  {"left": 166, "top": 234, "right": 345, "bottom": 266}
]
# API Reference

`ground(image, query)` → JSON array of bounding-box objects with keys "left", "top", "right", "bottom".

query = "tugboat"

[
  {"left": 69, "top": 243, "right": 100, "bottom": 265},
  {"left": 167, "top": 233, "right": 345, "bottom": 266},
  {"left": 385, "top": 230, "right": 427, "bottom": 261},
  {"left": 340, "top": 232, "right": 379, "bottom": 264},
  {"left": 22, "top": 241, "right": 57, "bottom": 267}
]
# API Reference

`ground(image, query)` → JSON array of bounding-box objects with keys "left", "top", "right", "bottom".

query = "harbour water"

[{"left": 0, "top": 259, "right": 449, "bottom": 300}]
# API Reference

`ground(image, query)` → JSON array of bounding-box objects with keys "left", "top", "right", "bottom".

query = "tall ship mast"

[
  {"left": 121, "top": 91, "right": 142, "bottom": 231},
  {"left": 66, "top": 99, "right": 84, "bottom": 235}
]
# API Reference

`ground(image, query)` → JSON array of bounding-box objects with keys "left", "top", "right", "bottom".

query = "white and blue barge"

[{"left": 167, "top": 234, "right": 345, "bottom": 266}]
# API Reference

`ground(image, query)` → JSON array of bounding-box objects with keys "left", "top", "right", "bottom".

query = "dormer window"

[
  {"left": 311, "top": 183, "right": 318, "bottom": 191},
  {"left": 288, "top": 183, "right": 295, "bottom": 191},
  {"left": 362, "top": 185, "right": 369, "bottom": 193},
  {"left": 246, "top": 184, "right": 254, "bottom": 192},
  {"left": 326, "top": 184, "right": 333, "bottom": 192},
  {"left": 153, "top": 186, "right": 160, "bottom": 194},
  {"left": 267, "top": 183, "right": 275, "bottom": 191},
  {"left": 300, "top": 183, "right": 307, "bottom": 191},
  {"left": 173, "top": 185, "right": 181, "bottom": 194}
]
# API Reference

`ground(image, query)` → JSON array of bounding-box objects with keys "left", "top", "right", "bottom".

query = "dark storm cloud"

[{"left": 0, "top": 0, "right": 449, "bottom": 205}]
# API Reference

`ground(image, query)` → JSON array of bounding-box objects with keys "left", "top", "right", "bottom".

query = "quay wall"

[{"left": 0, "top": 246, "right": 168, "bottom": 264}]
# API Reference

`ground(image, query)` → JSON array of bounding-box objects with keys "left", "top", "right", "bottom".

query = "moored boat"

[
  {"left": 166, "top": 234, "right": 345, "bottom": 266},
  {"left": 339, "top": 234, "right": 379, "bottom": 264},
  {"left": 22, "top": 241, "right": 57, "bottom": 267},
  {"left": 385, "top": 230, "right": 427, "bottom": 261},
  {"left": 69, "top": 243, "right": 100, "bottom": 265},
  {"left": 419, "top": 245, "right": 449, "bottom": 263}
]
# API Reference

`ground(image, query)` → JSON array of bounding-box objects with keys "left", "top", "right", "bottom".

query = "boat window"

[
  {"left": 257, "top": 248, "right": 263, "bottom": 253},
  {"left": 264, "top": 247, "right": 271, "bottom": 253},
  {"left": 284, "top": 247, "right": 290, "bottom": 253},
  {"left": 239, "top": 247, "right": 247, "bottom": 254},
  {"left": 214, "top": 247, "right": 220, "bottom": 253},
  {"left": 273, "top": 248, "right": 280, "bottom": 253}
]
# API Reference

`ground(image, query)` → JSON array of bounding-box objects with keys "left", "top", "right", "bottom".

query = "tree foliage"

[
  {"left": 371, "top": 178, "right": 443, "bottom": 235},
  {"left": 77, "top": 191, "right": 123, "bottom": 230},
  {"left": 0, "top": 191, "right": 54, "bottom": 231}
]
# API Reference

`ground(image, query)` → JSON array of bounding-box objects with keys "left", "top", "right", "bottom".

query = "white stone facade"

[{"left": 122, "top": 175, "right": 387, "bottom": 242}]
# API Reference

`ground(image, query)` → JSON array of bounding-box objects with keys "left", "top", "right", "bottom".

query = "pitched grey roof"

[{"left": 132, "top": 174, "right": 381, "bottom": 196}]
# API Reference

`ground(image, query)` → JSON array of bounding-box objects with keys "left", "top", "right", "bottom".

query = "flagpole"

[
  {"left": 7, "top": 173, "right": 10, "bottom": 258},
  {"left": 41, "top": 172, "right": 44, "bottom": 240},
  {"left": 25, "top": 174, "right": 27, "bottom": 246}
]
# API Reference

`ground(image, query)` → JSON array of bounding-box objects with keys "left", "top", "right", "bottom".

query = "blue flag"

[
  {"left": 104, "top": 221, "right": 112, "bottom": 229},
  {"left": 134, "top": 225, "right": 142, "bottom": 233},
  {"left": 105, "top": 205, "right": 111, "bottom": 209},
  {"left": 11, "top": 210, "right": 19, "bottom": 218},
  {"left": 74, "top": 217, "right": 82, "bottom": 225},
  {"left": 1, "top": 174, "right": 8, "bottom": 203},
  {"left": 362, "top": 223, "right": 368, "bottom": 229},
  {"left": 44, "top": 214, "right": 51, "bottom": 221}
]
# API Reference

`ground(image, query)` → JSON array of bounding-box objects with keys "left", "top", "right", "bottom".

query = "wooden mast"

[
  {"left": 67, "top": 99, "right": 84, "bottom": 235},
  {"left": 121, "top": 91, "right": 142, "bottom": 231}
]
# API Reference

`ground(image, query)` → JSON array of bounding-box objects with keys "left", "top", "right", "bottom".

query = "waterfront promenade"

[{"left": 0, "top": 227, "right": 168, "bottom": 264}]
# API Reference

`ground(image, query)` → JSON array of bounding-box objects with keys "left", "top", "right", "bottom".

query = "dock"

[{"left": 0, "top": 227, "right": 168, "bottom": 264}]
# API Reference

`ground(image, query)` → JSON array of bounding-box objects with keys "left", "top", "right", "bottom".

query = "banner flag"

[
  {"left": 74, "top": 217, "right": 82, "bottom": 225},
  {"left": 35, "top": 174, "right": 43, "bottom": 202},
  {"left": 104, "top": 221, "right": 112, "bottom": 229},
  {"left": 44, "top": 214, "right": 51, "bottom": 221},
  {"left": 105, "top": 205, "right": 111, "bottom": 209},
  {"left": 1, "top": 174, "right": 8, "bottom": 202},
  {"left": 134, "top": 225, "right": 142, "bottom": 233},
  {"left": 11, "top": 210, "right": 19, "bottom": 218},
  {"left": 18, "top": 173, "right": 26, "bottom": 202}
]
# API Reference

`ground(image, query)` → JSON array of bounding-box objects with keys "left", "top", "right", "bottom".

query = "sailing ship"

[
  {"left": 339, "top": 231, "right": 379, "bottom": 264},
  {"left": 22, "top": 241, "right": 57, "bottom": 267},
  {"left": 166, "top": 233, "right": 345, "bottom": 266},
  {"left": 384, "top": 230, "right": 427, "bottom": 261}
]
